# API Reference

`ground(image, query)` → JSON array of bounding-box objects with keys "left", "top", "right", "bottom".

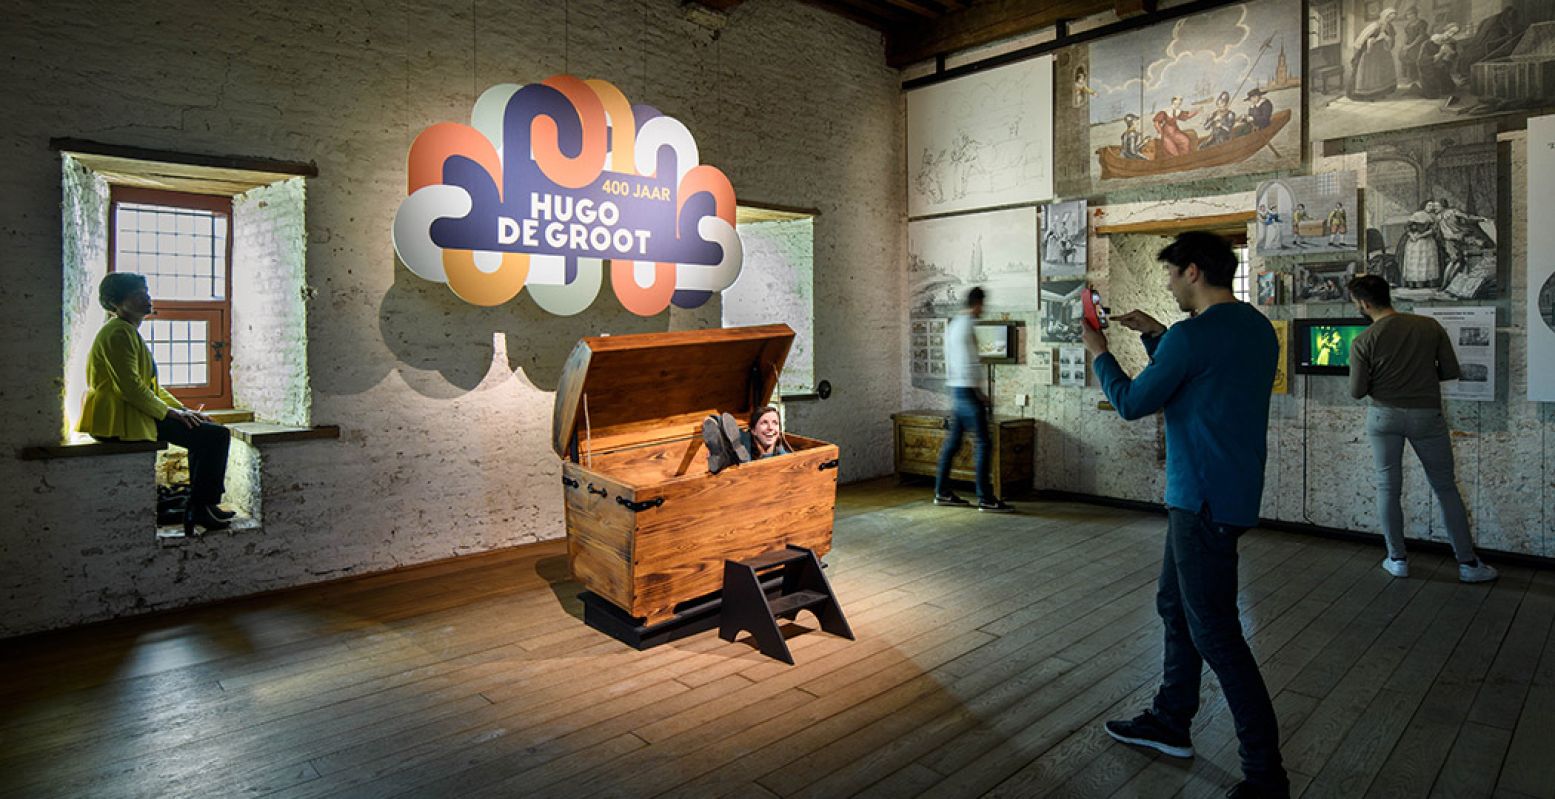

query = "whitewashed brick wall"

[{"left": 0, "top": 0, "right": 903, "bottom": 637}]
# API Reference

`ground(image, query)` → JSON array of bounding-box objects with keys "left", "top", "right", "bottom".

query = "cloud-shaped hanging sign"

[{"left": 393, "top": 75, "right": 741, "bottom": 316}]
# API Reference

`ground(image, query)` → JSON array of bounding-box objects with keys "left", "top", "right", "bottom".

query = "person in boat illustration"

[
  {"left": 1239, "top": 87, "right": 1274, "bottom": 135},
  {"left": 1152, "top": 96, "right": 1197, "bottom": 159},
  {"left": 1204, "top": 91, "right": 1237, "bottom": 148},
  {"left": 1120, "top": 113, "right": 1148, "bottom": 160}
]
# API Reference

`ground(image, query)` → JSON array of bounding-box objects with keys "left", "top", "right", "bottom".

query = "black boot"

[
  {"left": 206, "top": 505, "right": 237, "bottom": 521},
  {"left": 185, "top": 504, "right": 232, "bottom": 535}
]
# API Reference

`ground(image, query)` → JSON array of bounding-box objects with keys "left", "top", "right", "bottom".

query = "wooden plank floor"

[{"left": 2, "top": 477, "right": 1551, "bottom": 799}]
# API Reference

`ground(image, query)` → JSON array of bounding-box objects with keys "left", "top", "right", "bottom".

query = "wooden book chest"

[{"left": 552, "top": 324, "right": 840, "bottom": 627}]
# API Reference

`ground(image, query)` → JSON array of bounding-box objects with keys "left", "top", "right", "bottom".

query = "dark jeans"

[
  {"left": 934, "top": 387, "right": 992, "bottom": 503},
  {"left": 1152, "top": 506, "right": 1286, "bottom": 790},
  {"left": 155, "top": 417, "right": 230, "bottom": 507}
]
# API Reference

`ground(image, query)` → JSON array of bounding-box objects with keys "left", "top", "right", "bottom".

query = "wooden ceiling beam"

[
  {"left": 885, "top": 0, "right": 1116, "bottom": 67},
  {"left": 879, "top": 0, "right": 944, "bottom": 19},
  {"left": 797, "top": 0, "right": 894, "bottom": 31}
]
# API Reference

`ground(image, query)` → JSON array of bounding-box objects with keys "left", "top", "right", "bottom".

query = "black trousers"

[
  {"left": 155, "top": 417, "right": 230, "bottom": 507},
  {"left": 1151, "top": 505, "right": 1286, "bottom": 790}
]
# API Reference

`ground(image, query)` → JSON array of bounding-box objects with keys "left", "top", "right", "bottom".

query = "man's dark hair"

[
  {"left": 966, "top": 286, "right": 985, "bottom": 307},
  {"left": 1348, "top": 274, "right": 1391, "bottom": 308},
  {"left": 1157, "top": 231, "right": 1237, "bottom": 289}
]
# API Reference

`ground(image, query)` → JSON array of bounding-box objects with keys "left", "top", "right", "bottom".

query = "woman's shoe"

[
  {"left": 185, "top": 504, "right": 232, "bottom": 535},
  {"left": 206, "top": 505, "right": 237, "bottom": 521}
]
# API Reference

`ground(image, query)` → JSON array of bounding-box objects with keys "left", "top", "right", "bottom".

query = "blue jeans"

[
  {"left": 934, "top": 387, "right": 992, "bottom": 503},
  {"left": 1152, "top": 506, "right": 1286, "bottom": 790},
  {"left": 1365, "top": 406, "right": 1478, "bottom": 563}
]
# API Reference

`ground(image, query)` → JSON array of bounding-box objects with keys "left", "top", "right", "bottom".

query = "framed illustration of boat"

[
  {"left": 1096, "top": 110, "right": 1291, "bottom": 180},
  {"left": 1085, "top": 0, "right": 1302, "bottom": 186}
]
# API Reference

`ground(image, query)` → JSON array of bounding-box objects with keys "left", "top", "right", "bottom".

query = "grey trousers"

[{"left": 1365, "top": 406, "right": 1478, "bottom": 563}]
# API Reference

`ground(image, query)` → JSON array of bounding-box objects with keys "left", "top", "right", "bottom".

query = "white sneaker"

[
  {"left": 1459, "top": 560, "right": 1498, "bottom": 583},
  {"left": 1381, "top": 558, "right": 1409, "bottom": 578}
]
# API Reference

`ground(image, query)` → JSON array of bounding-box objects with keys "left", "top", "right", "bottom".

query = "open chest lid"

[{"left": 551, "top": 324, "right": 795, "bottom": 459}]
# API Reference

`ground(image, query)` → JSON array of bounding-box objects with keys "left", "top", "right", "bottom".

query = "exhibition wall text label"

[{"left": 393, "top": 75, "right": 741, "bottom": 316}]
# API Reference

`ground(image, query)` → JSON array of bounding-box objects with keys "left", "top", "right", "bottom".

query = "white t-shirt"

[{"left": 944, "top": 311, "right": 983, "bottom": 389}]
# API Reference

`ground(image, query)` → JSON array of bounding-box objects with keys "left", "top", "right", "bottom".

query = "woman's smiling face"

[{"left": 753, "top": 410, "right": 781, "bottom": 451}]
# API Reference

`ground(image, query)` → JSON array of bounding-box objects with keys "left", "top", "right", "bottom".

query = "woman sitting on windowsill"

[{"left": 79, "top": 272, "right": 233, "bottom": 534}]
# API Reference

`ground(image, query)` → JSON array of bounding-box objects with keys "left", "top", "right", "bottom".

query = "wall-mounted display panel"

[{"left": 907, "top": 57, "right": 1054, "bottom": 217}]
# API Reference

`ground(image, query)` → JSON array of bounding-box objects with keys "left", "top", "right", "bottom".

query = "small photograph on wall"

[
  {"left": 1308, "top": 1, "right": 1555, "bottom": 142},
  {"left": 1058, "top": 346, "right": 1088, "bottom": 386},
  {"left": 1254, "top": 172, "right": 1359, "bottom": 254},
  {"left": 1294, "top": 260, "right": 1360, "bottom": 303},
  {"left": 909, "top": 318, "right": 946, "bottom": 384},
  {"left": 1031, "top": 347, "right": 1055, "bottom": 385},
  {"left": 1040, "top": 199, "right": 1088, "bottom": 280},
  {"left": 1040, "top": 279, "right": 1085, "bottom": 343},
  {"left": 1364, "top": 121, "right": 1499, "bottom": 302},
  {"left": 1256, "top": 270, "right": 1281, "bottom": 305},
  {"left": 1086, "top": 0, "right": 1302, "bottom": 186}
]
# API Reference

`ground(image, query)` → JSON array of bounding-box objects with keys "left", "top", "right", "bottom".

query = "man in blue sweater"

[{"left": 1081, "top": 231, "right": 1287, "bottom": 799}]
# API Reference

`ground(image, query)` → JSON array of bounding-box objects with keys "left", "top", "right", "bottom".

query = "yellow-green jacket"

[{"left": 77, "top": 317, "right": 184, "bottom": 441}]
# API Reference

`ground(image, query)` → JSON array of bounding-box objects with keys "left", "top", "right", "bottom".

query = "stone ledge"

[
  {"left": 18, "top": 440, "right": 166, "bottom": 460},
  {"left": 157, "top": 515, "right": 263, "bottom": 547},
  {"left": 227, "top": 423, "right": 340, "bottom": 445}
]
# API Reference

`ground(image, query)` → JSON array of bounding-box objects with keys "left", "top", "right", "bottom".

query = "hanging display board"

[
  {"left": 906, "top": 56, "right": 1054, "bottom": 217},
  {"left": 1415, "top": 306, "right": 1497, "bottom": 402},
  {"left": 1528, "top": 114, "right": 1555, "bottom": 402}
]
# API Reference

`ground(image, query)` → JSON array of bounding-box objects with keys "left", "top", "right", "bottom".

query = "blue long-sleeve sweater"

[{"left": 1091, "top": 301, "right": 1278, "bottom": 527}]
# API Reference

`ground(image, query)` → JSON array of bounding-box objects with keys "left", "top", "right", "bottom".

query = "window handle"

[{"left": 212, "top": 340, "right": 226, "bottom": 360}]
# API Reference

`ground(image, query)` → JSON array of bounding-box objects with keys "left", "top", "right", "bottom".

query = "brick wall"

[
  {"left": 232, "top": 178, "right": 311, "bottom": 426},
  {"left": 0, "top": 0, "right": 903, "bottom": 636}
]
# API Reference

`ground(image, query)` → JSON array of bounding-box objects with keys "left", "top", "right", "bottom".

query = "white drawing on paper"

[{"left": 908, "top": 56, "right": 1055, "bottom": 217}]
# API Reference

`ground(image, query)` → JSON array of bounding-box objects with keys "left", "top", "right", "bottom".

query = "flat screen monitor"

[
  {"left": 1293, "top": 317, "right": 1370, "bottom": 375},
  {"left": 974, "top": 321, "right": 1019, "bottom": 364}
]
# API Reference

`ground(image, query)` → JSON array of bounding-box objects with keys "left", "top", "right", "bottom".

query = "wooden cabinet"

[
  {"left": 891, "top": 409, "right": 1034, "bottom": 499},
  {"left": 554, "top": 324, "right": 839, "bottom": 628}
]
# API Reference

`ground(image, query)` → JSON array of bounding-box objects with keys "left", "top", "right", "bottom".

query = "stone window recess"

[
  {"left": 60, "top": 148, "right": 313, "bottom": 525},
  {"left": 725, "top": 204, "right": 817, "bottom": 397}
]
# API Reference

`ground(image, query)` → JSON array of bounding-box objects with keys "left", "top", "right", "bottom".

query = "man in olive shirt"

[{"left": 1347, "top": 275, "right": 1496, "bottom": 582}]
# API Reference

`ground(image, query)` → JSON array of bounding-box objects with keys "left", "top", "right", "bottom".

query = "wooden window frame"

[{"left": 109, "top": 186, "right": 234, "bottom": 410}]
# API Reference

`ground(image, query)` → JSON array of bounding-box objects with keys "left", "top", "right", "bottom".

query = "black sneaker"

[
  {"left": 1226, "top": 781, "right": 1290, "bottom": 799},
  {"left": 718, "top": 412, "right": 750, "bottom": 463},
  {"left": 933, "top": 493, "right": 971, "bottom": 507},
  {"left": 978, "top": 499, "right": 1015, "bottom": 513},
  {"left": 1104, "top": 712, "right": 1194, "bottom": 758},
  {"left": 703, "top": 416, "right": 733, "bottom": 474}
]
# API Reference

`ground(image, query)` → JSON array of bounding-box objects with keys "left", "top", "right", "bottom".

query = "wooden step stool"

[{"left": 720, "top": 545, "right": 854, "bottom": 664}]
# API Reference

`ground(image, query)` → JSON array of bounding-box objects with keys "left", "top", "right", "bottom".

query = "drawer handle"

[
  {"left": 588, "top": 483, "right": 609, "bottom": 498},
  {"left": 818, "top": 459, "right": 840, "bottom": 471},
  {"left": 562, "top": 476, "right": 580, "bottom": 488}
]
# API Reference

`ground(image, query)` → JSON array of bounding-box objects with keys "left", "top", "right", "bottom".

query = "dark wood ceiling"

[{"left": 693, "top": 0, "right": 1153, "bottom": 68}]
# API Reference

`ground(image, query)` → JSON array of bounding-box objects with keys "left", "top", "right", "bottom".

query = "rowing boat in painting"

[{"left": 1096, "top": 109, "right": 1292, "bottom": 180}]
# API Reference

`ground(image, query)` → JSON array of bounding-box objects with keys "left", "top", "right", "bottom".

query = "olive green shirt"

[{"left": 1349, "top": 312, "right": 1460, "bottom": 409}]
